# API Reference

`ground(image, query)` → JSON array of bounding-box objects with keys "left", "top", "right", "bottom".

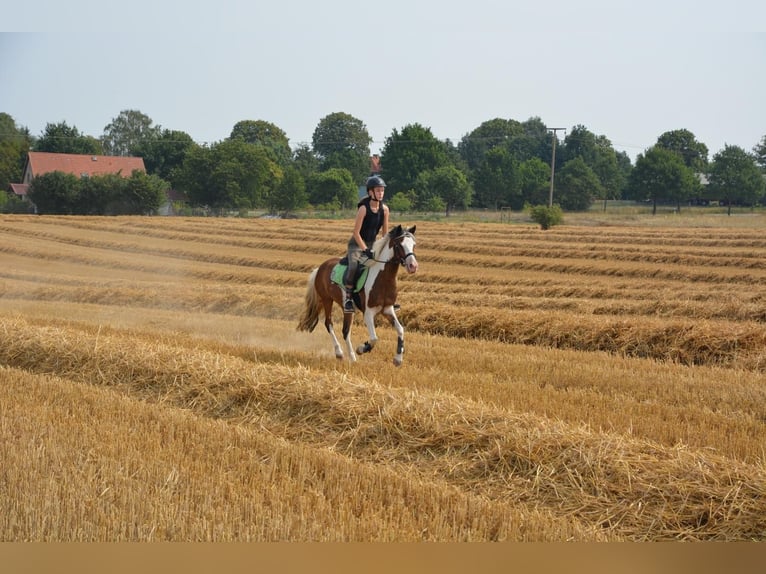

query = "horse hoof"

[
  {"left": 335, "top": 354, "right": 344, "bottom": 360},
  {"left": 393, "top": 357, "right": 402, "bottom": 367}
]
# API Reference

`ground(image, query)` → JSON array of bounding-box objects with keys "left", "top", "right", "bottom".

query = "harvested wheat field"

[{"left": 1, "top": 212, "right": 766, "bottom": 541}]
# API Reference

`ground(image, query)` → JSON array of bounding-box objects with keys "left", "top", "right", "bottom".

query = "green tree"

[
  {"left": 0, "top": 113, "right": 32, "bottom": 190},
  {"left": 306, "top": 168, "right": 357, "bottom": 209},
  {"left": 292, "top": 143, "right": 320, "bottom": 180},
  {"left": 518, "top": 157, "right": 551, "bottom": 207},
  {"left": 33, "top": 121, "right": 101, "bottom": 155},
  {"left": 131, "top": 129, "right": 196, "bottom": 182},
  {"left": 230, "top": 120, "right": 292, "bottom": 167},
  {"left": 555, "top": 157, "right": 601, "bottom": 211},
  {"left": 429, "top": 165, "right": 473, "bottom": 215},
  {"left": 102, "top": 109, "right": 161, "bottom": 156},
  {"left": 753, "top": 135, "right": 766, "bottom": 172},
  {"left": 380, "top": 123, "right": 452, "bottom": 195},
  {"left": 471, "top": 146, "right": 520, "bottom": 209},
  {"left": 563, "top": 126, "right": 626, "bottom": 206},
  {"left": 123, "top": 170, "right": 168, "bottom": 214},
  {"left": 708, "top": 145, "right": 766, "bottom": 215},
  {"left": 312, "top": 112, "right": 371, "bottom": 184},
  {"left": 459, "top": 117, "right": 552, "bottom": 175},
  {"left": 269, "top": 165, "right": 307, "bottom": 216},
  {"left": 387, "top": 190, "right": 414, "bottom": 212},
  {"left": 28, "top": 171, "right": 81, "bottom": 214},
  {"left": 176, "top": 139, "right": 282, "bottom": 210},
  {"left": 78, "top": 172, "right": 125, "bottom": 215},
  {"left": 656, "top": 129, "right": 709, "bottom": 173},
  {"left": 627, "top": 146, "right": 696, "bottom": 214},
  {"left": 458, "top": 118, "right": 524, "bottom": 171}
]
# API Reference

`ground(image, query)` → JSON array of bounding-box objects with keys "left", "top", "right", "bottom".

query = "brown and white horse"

[{"left": 297, "top": 225, "right": 418, "bottom": 366}]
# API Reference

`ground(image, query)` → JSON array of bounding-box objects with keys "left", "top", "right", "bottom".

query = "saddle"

[{"left": 330, "top": 257, "right": 369, "bottom": 293}]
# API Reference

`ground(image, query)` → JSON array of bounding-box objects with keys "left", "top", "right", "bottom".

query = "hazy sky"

[{"left": 2, "top": 1, "right": 765, "bottom": 162}]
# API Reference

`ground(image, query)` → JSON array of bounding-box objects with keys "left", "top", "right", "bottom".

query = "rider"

[{"left": 343, "top": 175, "right": 390, "bottom": 312}]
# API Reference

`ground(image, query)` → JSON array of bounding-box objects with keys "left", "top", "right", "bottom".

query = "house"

[
  {"left": 158, "top": 189, "right": 189, "bottom": 215},
  {"left": 18, "top": 151, "right": 146, "bottom": 187},
  {"left": 7, "top": 151, "right": 148, "bottom": 213}
]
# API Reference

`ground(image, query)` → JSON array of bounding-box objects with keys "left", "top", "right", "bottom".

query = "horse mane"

[
  {"left": 371, "top": 224, "right": 415, "bottom": 258},
  {"left": 371, "top": 225, "right": 401, "bottom": 257}
]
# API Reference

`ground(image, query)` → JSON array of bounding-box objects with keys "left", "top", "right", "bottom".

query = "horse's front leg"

[
  {"left": 383, "top": 305, "right": 405, "bottom": 366},
  {"left": 341, "top": 312, "right": 357, "bottom": 363},
  {"left": 356, "top": 308, "right": 380, "bottom": 356}
]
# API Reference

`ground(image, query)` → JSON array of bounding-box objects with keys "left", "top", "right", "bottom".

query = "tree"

[
  {"left": 431, "top": 165, "right": 473, "bottom": 215},
  {"left": 753, "top": 135, "right": 766, "bottom": 172},
  {"left": 312, "top": 112, "right": 371, "bottom": 184},
  {"left": 471, "top": 146, "right": 521, "bottom": 209},
  {"left": 380, "top": 123, "right": 452, "bottom": 195},
  {"left": 28, "top": 171, "right": 81, "bottom": 214},
  {"left": 656, "top": 129, "right": 709, "bottom": 173},
  {"left": 292, "top": 143, "right": 320, "bottom": 180},
  {"left": 269, "top": 166, "right": 307, "bottom": 216},
  {"left": 458, "top": 118, "right": 524, "bottom": 171},
  {"left": 627, "top": 146, "right": 696, "bottom": 214},
  {"left": 0, "top": 113, "right": 32, "bottom": 191},
  {"left": 78, "top": 172, "right": 125, "bottom": 215},
  {"left": 555, "top": 157, "right": 602, "bottom": 211},
  {"left": 123, "top": 170, "right": 168, "bottom": 214},
  {"left": 563, "top": 126, "right": 626, "bottom": 206},
  {"left": 33, "top": 121, "right": 101, "bottom": 155},
  {"left": 306, "top": 168, "right": 357, "bottom": 209},
  {"left": 459, "top": 117, "right": 552, "bottom": 176},
  {"left": 102, "top": 110, "right": 161, "bottom": 156},
  {"left": 518, "top": 157, "right": 551, "bottom": 207},
  {"left": 707, "top": 145, "right": 765, "bottom": 215},
  {"left": 175, "top": 139, "right": 282, "bottom": 210},
  {"left": 131, "top": 129, "right": 196, "bottom": 182},
  {"left": 230, "top": 120, "right": 292, "bottom": 167}
]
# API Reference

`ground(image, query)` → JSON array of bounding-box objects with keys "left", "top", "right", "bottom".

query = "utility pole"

[{"left": 547, "top": 127, "right": 566, "bottom": 207}]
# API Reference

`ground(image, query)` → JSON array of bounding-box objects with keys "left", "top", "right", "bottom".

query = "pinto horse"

[{"left": 297, "top": 225, "right": 418, "bottom": 366}]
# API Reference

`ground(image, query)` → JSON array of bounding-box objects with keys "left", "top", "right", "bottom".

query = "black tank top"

[{"left": 358, "top": 197, "right": 384, "bottom": 245}]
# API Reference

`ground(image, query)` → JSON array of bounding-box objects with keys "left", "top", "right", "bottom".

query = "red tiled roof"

[
  {"left": 9, "top": 183, "right": 29, "bottom": 196},
  {"left": 26, "top": 152, "right": 145, "bottom": 180}
]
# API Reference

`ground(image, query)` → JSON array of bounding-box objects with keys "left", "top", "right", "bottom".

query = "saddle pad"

[{"left": 330, "top": 262, "right": 368, "bottom": 292}]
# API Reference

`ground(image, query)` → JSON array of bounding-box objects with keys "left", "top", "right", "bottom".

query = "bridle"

[
  {"left": 392, "top": 233, "right": 416, "bottom": 266},
  {"left": 365, "top": 233, "right": 416, "bottom": 266}
]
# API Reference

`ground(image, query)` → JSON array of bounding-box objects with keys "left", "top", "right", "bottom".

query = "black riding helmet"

[{"left": 366, "top": 175, "right": 386, "bottom": 190}]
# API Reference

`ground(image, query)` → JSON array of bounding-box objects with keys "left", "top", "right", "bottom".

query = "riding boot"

[{"left": 343, "top": 287, "right": 354, "bottom": 313}]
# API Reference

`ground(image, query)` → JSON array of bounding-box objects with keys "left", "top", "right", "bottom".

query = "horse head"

[{"left": 390, "top": 225, "right": 418, "bottom": 274}]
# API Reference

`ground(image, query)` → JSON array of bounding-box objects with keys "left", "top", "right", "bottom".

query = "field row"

[
  {"left": 2, "top": 216, "right": 766, "bottom": 369},
  {"left": 2, "top": 315, "right": 765, "bottom": 541}
]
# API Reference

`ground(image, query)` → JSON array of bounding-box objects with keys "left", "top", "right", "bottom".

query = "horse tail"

[{"left": 296, "top": 267, "right": 320, "bottom": 332}]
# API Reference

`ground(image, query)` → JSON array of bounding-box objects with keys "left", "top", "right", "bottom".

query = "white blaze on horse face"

[{"left": 402, "top": 235, "right": 418, "bottom": 274}]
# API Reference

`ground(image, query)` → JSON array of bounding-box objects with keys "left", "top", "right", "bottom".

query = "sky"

[{"left": 2, "top": 0, "right": 765, "bottom": 163}]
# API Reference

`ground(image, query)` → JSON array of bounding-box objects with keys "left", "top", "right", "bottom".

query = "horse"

[{"left": 297, "top": 225, "right": 418, "bottom": 366}]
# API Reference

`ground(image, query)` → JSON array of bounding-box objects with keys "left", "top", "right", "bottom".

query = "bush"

[{"left": 529, "top": 204, "right": 563, "bottom": 230}]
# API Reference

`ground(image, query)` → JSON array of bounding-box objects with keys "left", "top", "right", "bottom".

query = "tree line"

[{"left": 1, "top": 110, "right": 765, "bottom": 216}]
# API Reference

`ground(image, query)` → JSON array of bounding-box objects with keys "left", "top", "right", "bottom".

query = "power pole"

[{"left": 547, "top": 127, "right": 566, "bottom": 207}]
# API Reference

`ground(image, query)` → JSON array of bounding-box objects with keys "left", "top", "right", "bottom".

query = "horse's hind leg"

[{"left": 322, "top": 299, "right": 344, "bottom": 360}]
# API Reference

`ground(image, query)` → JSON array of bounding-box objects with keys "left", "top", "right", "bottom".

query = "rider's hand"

[{"left": 362, "top": 248, "right": 374, "bottom": 259}]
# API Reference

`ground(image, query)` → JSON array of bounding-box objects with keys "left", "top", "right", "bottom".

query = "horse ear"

[
  {"left": 408, "top": 225, "right": 416, "bottom": 235},
  {"left": 391, "top": 224, "right": 403, "bottom": 237}
]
